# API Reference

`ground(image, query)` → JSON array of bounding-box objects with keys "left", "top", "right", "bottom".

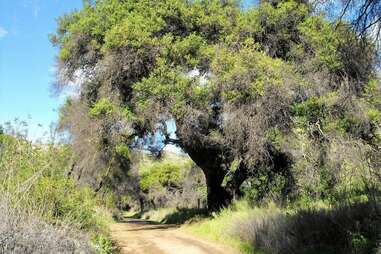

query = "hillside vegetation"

[
  {"left": 50, "top": 0, "right": 380, "bottom": 253},
  {"left": 0, "top": 122, "right": 117, "bottom": 253},
  {"left": 1, "top": 0, "right": 380, "bottom": 253}
]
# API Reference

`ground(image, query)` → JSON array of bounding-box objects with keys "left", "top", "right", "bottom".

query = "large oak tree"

[{"left": 53, "top": 0, "right": 380, "bottom": 210}]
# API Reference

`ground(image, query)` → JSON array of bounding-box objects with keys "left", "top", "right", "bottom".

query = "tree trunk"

[
  {"left": 182, "top": 140, "right": 233, "bottom": 211},
  {"left": 180, "top": 139, "right": 244, "bottom": 210},
  {"left": 204, "top": 168, "right": 232, "bottom": 210},
  {"left": 176, "top": 123, "right": 293, "bottom": 211},
  {"left": 225, "top": 161, "right": 250, "bottom": 200}
]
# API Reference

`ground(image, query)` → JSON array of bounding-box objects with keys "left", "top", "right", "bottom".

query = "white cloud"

[{"left": 0, "top": 27, "right": 8, "bottom": 39}]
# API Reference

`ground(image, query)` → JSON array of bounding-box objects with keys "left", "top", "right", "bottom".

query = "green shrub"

[
  {"left": 140, "top": 161, "right": 182, "bottom": 191},
  {"left": 242, "top": 171, "right": 288, "bottom": 205},
  {"left": 115, "top": 144, "right": 131, "bottom": 160},
  {"left": 136, "top": 153, "right": 206, "bottom": 209},
  {"left": 351, "top": 233, "right": 371, "bottom": 254},
  {"left": 298, "top": 15, "right": 344, "bottom": 71},
  {"left": 291, "top": 97, "right": 326, "bottom": 123},
  {"left": 0, "top": 127, "right": 117, "bottom": 253},
  {"left": 92, "top": 235, "right": 117, "bottom": 254},
  {"left": 89, "top": 98, "right": 115, "bottom": 118},
  {"left": 32, "top": 177, "right": 98, "bottom": 229}
]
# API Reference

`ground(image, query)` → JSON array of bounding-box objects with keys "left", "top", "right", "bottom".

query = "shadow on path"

[
  {"left": 124, "top": 207, "right": 209, "bottom": 225},
  {"left": 120, "top": 218, "right": 180, "bottom": 232}
]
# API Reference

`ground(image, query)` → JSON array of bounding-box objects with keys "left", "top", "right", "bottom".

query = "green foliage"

[
  {"left": 364, "top": 79, "right": 381, "bottom": 106},
  {"left": 162, "top": 33, "right": 207, "bottom": 68},
  {"left": 298, "top": 16, "right": 344, "bottom": 70},
  {"left": 186, "top": 200, "right": 257, "bottom": 254},
  {"left": 0, "top": 126, "right": 118, "bottom": 253},
  {"left": 121, "top": 106, "right": 137, "bottom": 121},
  {"left": 186, "top": 200, "right": 380, "bottom": 254},
  {"left": 92, "top": 235, "right": 116, "bottom": 254},
  {"left": 89, "top": 98, "right": 115, "bottom": 118},
  {"left": 115, "top": 144, "right": 131, "bottom": 160},
  {"left": 103, "top": 12, "right": 164, "bottom": 50},
  {"left": 139, "top": 161, "right": 182, "bottom": 191},
  {"left": 59, "top": 47, "right": 71, "bottom": 61},
  {"left": 53, "top": 0, "right": 380, "bottom": 211},
  {"left": 240, "top": 1, "right": 309, "bottom": 58},
  {"left": 351, "top": 233, "right": 371, "bottom": 254},
  {"left": 266, "top": 128, "right": 285, "bottom": 150},
  {"left": 242, "top": 172, "right": 288, "bottom": 205},
  {"left": 211, "top": 42, "right": 288, "bottom": 104},
  {"left": 135, "top": 153, "right": 206, "bottom": 209},
  {"left": 291, "top": 97, "right": 326, "bottom": 123},
  {"left": 32, "top": 177, "right": 97, "bottom": 229}
]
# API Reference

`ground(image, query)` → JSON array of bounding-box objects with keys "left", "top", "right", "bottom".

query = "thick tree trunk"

[
  {"left": 179, "top": 138, "right": 247, "bottom": 210},
  {"left": 175, "top": 121, "right": 293, "bottom": 210},
  {"left": 205, "top": 160, "right": 251, "bottom": 210},
  {"left": 180, "top": 141, "right": 230, "bottom": 210},
  {"left": 204, "top": 168, "right": 232, "bottom": 210}
]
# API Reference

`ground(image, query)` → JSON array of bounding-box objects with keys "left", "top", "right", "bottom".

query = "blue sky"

[
  {"left": 0, "top": 0, "right": 83, "bottom": 139},
  {"left": 0, "top": 0, "right": 254, "bottom": 140}
]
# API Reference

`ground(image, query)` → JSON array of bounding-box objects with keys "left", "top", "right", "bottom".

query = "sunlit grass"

[{"left": 184, "top": 201, "right": 257, "bottom": 254}]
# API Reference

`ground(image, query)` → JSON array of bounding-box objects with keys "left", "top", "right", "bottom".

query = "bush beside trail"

[
  {"left": 184, "top": 200, "right": 381, "bottom": 254},
  {"left": 234, "top": 201, "right": 381, "bottom": 254},
  {"left": 0, "top": 197, "right": 94, "bottom": 254},
  {"left": 0, "top": 123, "right": 118, "bottom": 254}
]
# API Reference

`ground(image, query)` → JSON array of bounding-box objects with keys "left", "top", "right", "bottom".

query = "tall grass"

[
  {"left": 234, "top": 201, "right": 381, "bottom": 254},
  {"left": 185, "top": 200, "right": 381, "bottom": 254},
  {"left": 0, "top": 123, "right": 117, "bottom": 253},
  {"left": 185, "top": 201, "right": 257, "bottom": 254},
  {"left": 0, "top": 197, "right": 95, "bottom": 254}
]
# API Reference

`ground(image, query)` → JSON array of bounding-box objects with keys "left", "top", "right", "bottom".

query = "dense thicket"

[
  {"left": 53, "top": 0, "right": 380, "bottom": 210},
  {"left": 0, "top": 122, "right": 116, "bottom": 253}
]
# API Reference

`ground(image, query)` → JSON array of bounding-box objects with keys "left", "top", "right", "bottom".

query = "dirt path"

[{"left": 110, "top": 218, "right": 238, "bottom": 254}]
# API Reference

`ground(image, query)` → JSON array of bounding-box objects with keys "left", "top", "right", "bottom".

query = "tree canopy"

[{"left": 53, "top": 0, "right": 380, "bottom": 210}]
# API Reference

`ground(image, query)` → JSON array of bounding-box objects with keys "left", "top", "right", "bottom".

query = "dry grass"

[
  {"left": 0, "top": 197, "right": 95, "bottom": 254},
  {"left": 234, "top": 201, "right": 381, "bottom": 254},
  {"left": 0, "top": 123, "right": 117, "bottom": 254}
]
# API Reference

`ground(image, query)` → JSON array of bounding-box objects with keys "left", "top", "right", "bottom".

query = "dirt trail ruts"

[{"left": 110, "top": 218, "right": 238, "bottom": 254}]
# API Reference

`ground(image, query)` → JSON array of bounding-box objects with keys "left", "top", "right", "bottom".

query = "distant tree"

[
  {"left": 52, "top": 0, "right": 380, "bottom": 210},
  {"left": 337, "top": 0, "right": 380, "bottom": 37},
  {"left": 312, "top": 0, "right": 380, "bottom": 48}
]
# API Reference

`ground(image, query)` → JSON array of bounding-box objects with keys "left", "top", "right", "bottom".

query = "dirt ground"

[{"left": 110, "top": 218, "right": 239, "bottom": 254}]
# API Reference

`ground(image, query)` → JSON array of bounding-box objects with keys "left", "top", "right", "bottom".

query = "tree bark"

[
  {"left": 182, "top": 139, "right": 232, "bottom": 211},
  {"left": 225, "top": 161, "right": 250, "bottom": 200},
  {"left": 179, "top": 138, "right": 246, "bottom": 210},
  {"left": 204, "top": 167, "right": 232, "bottom": 210}
]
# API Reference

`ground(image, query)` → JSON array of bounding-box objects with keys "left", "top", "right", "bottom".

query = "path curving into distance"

[{"left": 110, "top": 218, "right": 239, "bottom": 254}]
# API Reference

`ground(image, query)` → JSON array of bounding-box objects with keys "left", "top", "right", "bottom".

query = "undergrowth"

[
  {"left": 135, "top": 199, "right": 381, "bottom": 254},
  {"left": 0, "top": 124, "right": 118, "bottom": 254},
  {"left": 183, "top": 200, "right": 381, "bottom": 254}
]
